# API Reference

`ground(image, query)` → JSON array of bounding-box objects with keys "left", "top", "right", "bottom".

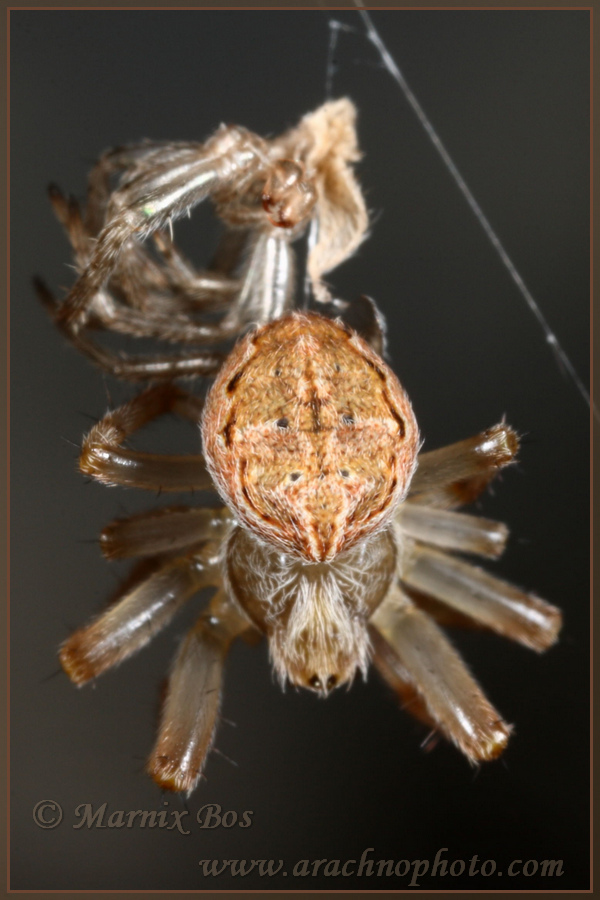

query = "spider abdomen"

[{"left": 202, "top": 311, "right": 420, "bottom": 562}]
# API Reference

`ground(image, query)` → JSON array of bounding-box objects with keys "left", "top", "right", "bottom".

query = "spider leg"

[
  {"left": 151, "top": 231, "right": 239, "bottom": 310},
  {"left": 80, "top": 290, "right": 242, "bottom": 344},
  {"left": 84, "top": 141, "right": 193, "bottom": 236},
  {"left": 325, "top": 294, "right": 387, "bottom": 355},
  {"left": 109, "top": 239, "right": 186, "bottom": 312},
  {"left": 370, "top": 583, "right": 512, "bottom": 762},
  {"left": 60, "top": 543, "right": 220, "bottom": 685},
  {"left": 147, "top": 589, "right": 252, "bottom": 794},
  {"left": 79, "top": 383, "right": 212, "bottom": 490},
  {"left": 52, "top": 180, "right": 238, "bottom": 314},
  {"left": 397, "top": 503, "right": 508, "bottom": 559},
  {"left": 55, "top": 129, "right": 264, "bottom": 328},
  {"left": 220, "top": 230, "right": 296, "bottom": 329},
  {"left": 48, "top": 184, "right": 93, "bottom": 265},
  {"left": 44, "top": 183, "right": 237, "bottom": 346},
  {"left": 71, "top": 329, "right": 225, "bottom": 381},
  {"left": 370, "top": 626, "right": 440, "bottom": 732},
  {"left": 400, "top": 541, "right": 562, "bottom": 651},
  {"left": 35, "top": 277, "right": 227, "bottom": 380},
  {"left": 46, "top": 187, "right": 245, "bottom": 342},
  {"left": 401, "top": 587, "right": 490, "bottom": 631},
  {"left": 50, "top": 182, "right": 171, "bottom": 300},
  {"left": 100, "top": 506, "right": 233, "bottom": 560},
  {"left": 99, "top": 224, "right": 241, "bottom": 325},
  {"left": 409, "top": 423, "right": 519, "bottom": 507},
  {"left": 49, "top": 184, "right": 175, "bottom": 313}
]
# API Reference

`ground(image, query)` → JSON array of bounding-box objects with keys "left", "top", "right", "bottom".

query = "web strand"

[
  {"left": 325, "top": 19, "right": 354, "bottom": 101},
  {"left": 328, "top": 9, "right": 594, "bottom": 422}
]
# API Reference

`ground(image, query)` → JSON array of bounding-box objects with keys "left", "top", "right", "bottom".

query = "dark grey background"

[{"left": 11, "top": 9, "right": 589, "bottom": 891}]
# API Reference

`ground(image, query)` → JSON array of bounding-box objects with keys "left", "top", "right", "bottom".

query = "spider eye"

[
  {"left": 289, "top": 472, "right": 301, "bottom": 482},
  {"left": 339, "top": 469, "right": 350, "bottom": 478},
  {"left": 307, "top": 674, "right": 338, "bottom": 693},
  {"left": 276, "top": 417, "right": 289, "bottom": 429},
  {"left": 342, "top": 414, "right": 354, "bottom": 425}
]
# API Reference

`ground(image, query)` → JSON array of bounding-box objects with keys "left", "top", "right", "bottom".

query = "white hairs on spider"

[
  {"left": 269, "top": 568, "right": 371, "bottom": 694},
  {"left": 226, "top": 527, "right": 397, "bottom": 694}
]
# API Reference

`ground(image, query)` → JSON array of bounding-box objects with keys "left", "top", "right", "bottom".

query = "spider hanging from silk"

[{"left": 37, "top": 98, "right": 562, "bottom": 794}]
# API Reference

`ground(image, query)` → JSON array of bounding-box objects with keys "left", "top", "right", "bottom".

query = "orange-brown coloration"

[
  {"left": 59, "top": 634, "right": 97, "bottom": 686},
  {"left": 202, "top": 312, "right": 420, "bottom": 562}
]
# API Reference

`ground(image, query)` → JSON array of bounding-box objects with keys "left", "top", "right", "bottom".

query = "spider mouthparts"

[
  {"left": 307, "top": 673, "right": 339, "bottom": 697},
  {"left": 261, "top": 159, "right": 317, "bottom": 229}
]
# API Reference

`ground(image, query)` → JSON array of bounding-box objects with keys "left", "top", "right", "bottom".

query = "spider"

[{"left": 38, "top": 99, "right": 562, "bottom": 795}]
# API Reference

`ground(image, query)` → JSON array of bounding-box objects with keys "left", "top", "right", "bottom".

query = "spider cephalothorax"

[
  {"left": 41, "top": 100, "right": 562, "bottom": 795},
  {"left": 226, "top": 516, "right": 398, "bottom": 694}
]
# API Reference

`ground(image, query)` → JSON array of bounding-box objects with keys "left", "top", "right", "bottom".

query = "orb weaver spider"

[{"left": 37, "top": 98, "right": 562, "bottom": 795}]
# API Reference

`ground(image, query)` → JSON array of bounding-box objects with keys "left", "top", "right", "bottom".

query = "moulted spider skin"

[
  {"left": 39, "top": 99, "right": 562, "bottom": 795},
  {"left": 36, "top": 97, "right": 368, "bottom": 382}
]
